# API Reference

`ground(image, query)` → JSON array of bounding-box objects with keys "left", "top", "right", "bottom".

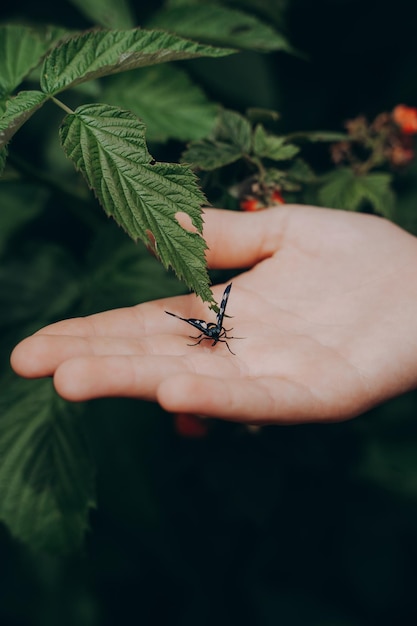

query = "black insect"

[{"left": 165, "top": 283, "right": 237, "bottom": 354}]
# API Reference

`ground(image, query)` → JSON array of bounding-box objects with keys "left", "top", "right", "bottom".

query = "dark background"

[{"left": 2, "top": 1, "right": 417, "bottom": 625}]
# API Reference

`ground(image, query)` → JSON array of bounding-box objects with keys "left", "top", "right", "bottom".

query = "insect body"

[{"left": 165, "top": 283, "right": 236, "bottom": 354}]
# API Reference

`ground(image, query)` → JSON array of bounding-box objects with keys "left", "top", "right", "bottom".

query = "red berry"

[
  {"left": 240, "top": 197, "right": 262, "bottom": 211},
  {"left": 392, "top": 104, "right": 417, "bottom": 135},
  {"left": 173, "top": 413, "right": 209, "bottom": 438},
  {"left": 270, "top": 190, "right": 285, "bottom": 204}
]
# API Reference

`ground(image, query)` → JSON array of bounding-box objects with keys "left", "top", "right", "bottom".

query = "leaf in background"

[
  {"left": 286, "top": 158, "right": 317, "bottom": 183},
  {"left": 318, "top": 168, "right": 394, "bottom": 217},
  {"left": 182, "top": 109, "right": 251, "bottom": 169},
  {"left": 84, "top": 222, "right": 186, "bottom": 313},
  {"left": 357, "top": 174, "right": 395, "bottom": 218},
  {"left": 60, "top": 103, "right": 214, "bottom": 305},
  {"left": 68, "top": 0, "right": 135, "bottom": 29},
  {"left": 224, "top": 0, "right": 289, "bottom": 27},
  {"left": 0, "top": 244, "right": 81, "bottom": 333},
  {"left": 0, "top": 24, "right": 67, "bottom": 97},
  {"left": 217, "top": 109, "right": 252, "bottom": 153},
  {"left": 40, "top": 28, "right": 234, "bottom": 96},
  {"left": 182, "top": 138, "right": 243, "bottom": 170},
  {"left": 0, "top": 378, "right": 95, "bottom": 553},
  {"left": 253, "top": 124, "right": 299, "bottom": 160},
  {"left": 148, "top": 2, "right": 293, "bottom": 52},
  {"left": 101, "top": 65, "right": 218, "bottom": 142},
  {"left": 0, "top": 90, "right": 48, "bottom": 150}
]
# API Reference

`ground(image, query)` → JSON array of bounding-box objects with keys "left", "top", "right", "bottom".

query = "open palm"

[{"left": 11, "top": 205, "right": 417, "bottom": 423}]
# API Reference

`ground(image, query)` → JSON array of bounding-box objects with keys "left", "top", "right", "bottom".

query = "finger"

[
  {"left": 11, "top": 333, "right": 149, "bottom": 378},
  {"left": 31, "top": 301, "right": 169, "bottom": 338},
  {"left": 54, "top": 355, "right": 186, "bottom": 401},
  {"left": 201, "top": 206, "right": 286, "bottom": 268},
  {"left": 52, "top": 354, "right": 239, "bottom": 402},
  {"left": 156, "top": 373, "right": 354, "bottom": 423}
]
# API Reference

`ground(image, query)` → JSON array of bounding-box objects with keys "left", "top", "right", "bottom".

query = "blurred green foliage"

[{"left": 2, "top": 0, "right": 417, "bottom": 624}]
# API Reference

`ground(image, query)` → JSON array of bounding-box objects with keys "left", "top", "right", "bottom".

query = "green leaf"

[
  {"left": 0, "top": 24, "right": 67, "bottom": 97},
  {"left": 148, "top": 2, "right": 293, "bottom": 52},
  {"left": 182, "top": 109, "right": 253, "bottom": 170},
  {"left": 101, "top": 65, "right": 218, "bottom": 142},
  {"left": 318, "top": 168, "right": 395, "bottom": 217},
  {"left": 182, "top": 110, "right": 252, "bottom": 170},
  {"left": 0, "top": 90, "right": 48, "bottom": 150},
  {"left": 253, "top": 124, "right": 299, "bottom": 160},
  {"left": 68, "top": 0, "right": 135, "bottom": 28},
  {"left": 182, "top": 138, "right": 243, "bottom": 170},
  {"left": 60, "top": 103, "right": 214, "bottom": 305},
  {"left": 286, "top": 158, "right": 317, "bottom": 183},
  {"left": 0, "top": 378, "right": 95, "bottom": 553},
  {"left": 217, "top": 109, "right": 252, "bottom": 153},
  {"left": 40, "top": 28, "right": 234, "bottom": 96}
]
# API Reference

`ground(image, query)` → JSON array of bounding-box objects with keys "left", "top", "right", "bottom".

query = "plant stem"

[
  {"left": 244, "top": 153, "right": 267, "bottom": 182},
  {"left": 50, "top": 96, "right": 74, "bottom": 115}
]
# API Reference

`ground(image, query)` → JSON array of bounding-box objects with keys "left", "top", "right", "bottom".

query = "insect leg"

[
  {"left": 217, "top": 339, "right": 236, "bottom": 355},
  {"left": 187, "top": 336, "right": 211, "bottom": 347}
]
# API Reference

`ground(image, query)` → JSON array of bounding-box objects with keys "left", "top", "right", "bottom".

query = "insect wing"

[
  {"left": 185, "top": 318, "right": 211, "bottom": 333},
  {"left": 166, "top": 311, "right": 210, "bottom": 333},
  {"left": 217, "top": 283, "right": 232, "bottom": 327}
]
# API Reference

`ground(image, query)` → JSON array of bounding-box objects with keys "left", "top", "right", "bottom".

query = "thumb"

[{"left": 201, "top": 207, "right": 284, "bottom": 269}]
